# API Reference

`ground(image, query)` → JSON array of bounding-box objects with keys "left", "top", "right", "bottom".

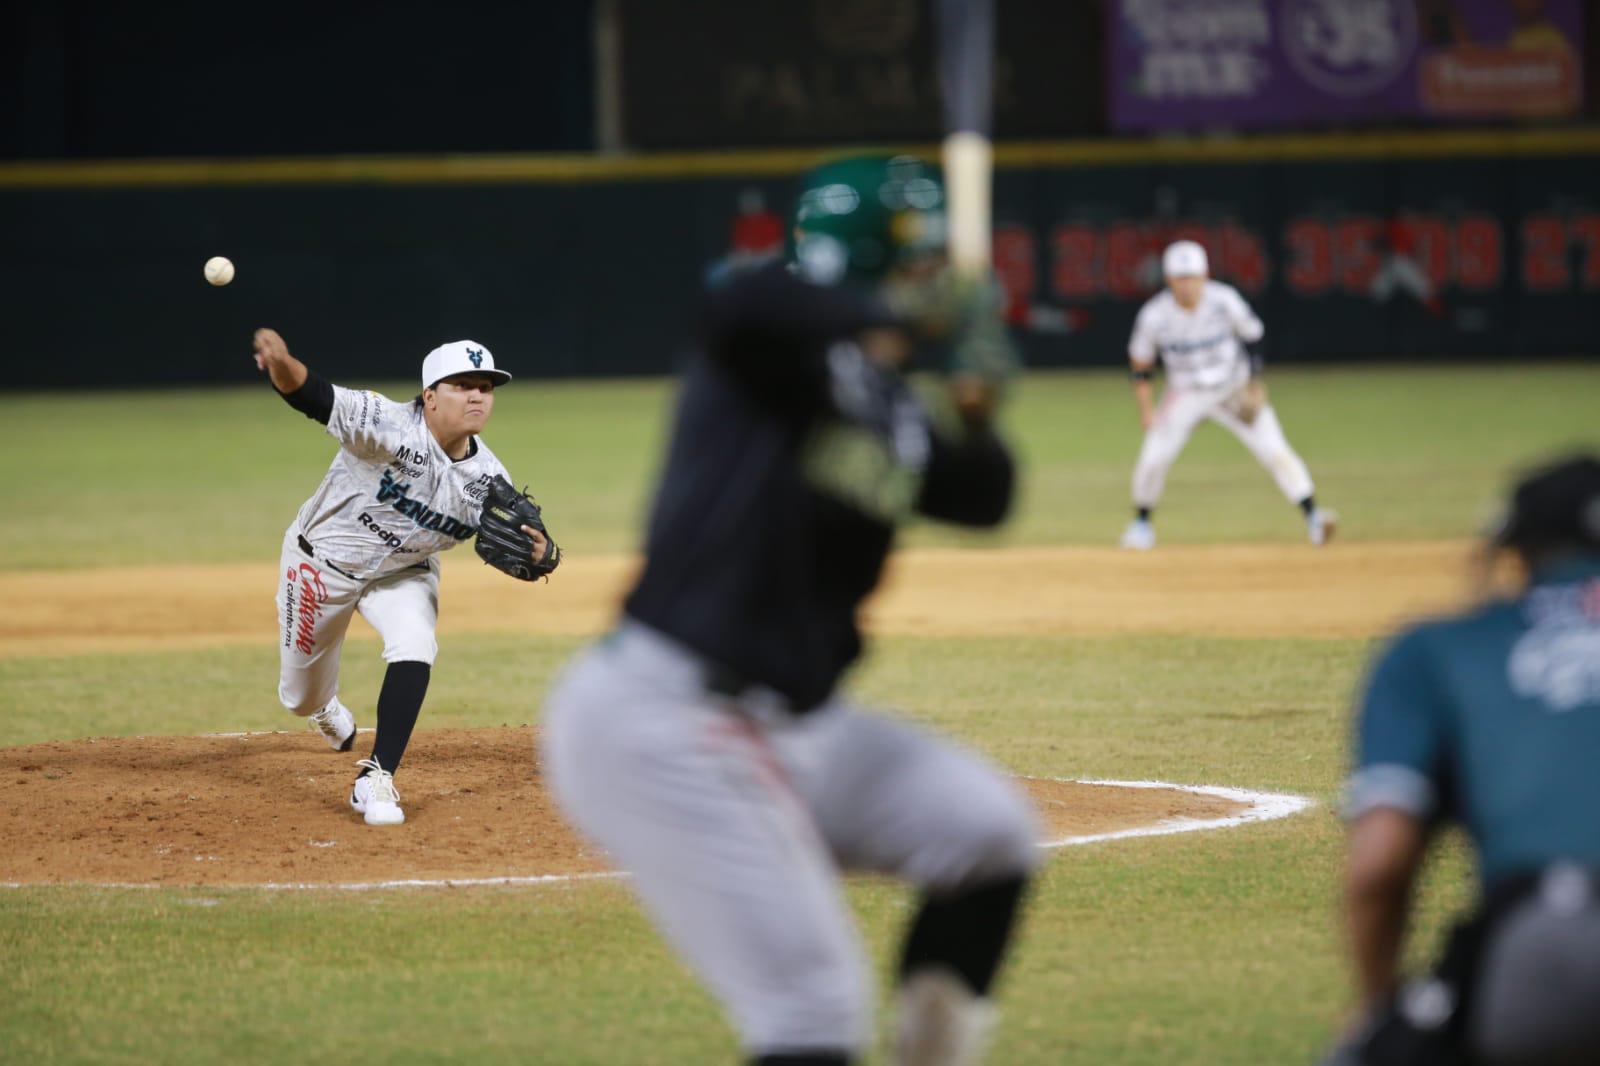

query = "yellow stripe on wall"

[{"left": 1, "top": 127, "right": 1596, "bottom": 188}]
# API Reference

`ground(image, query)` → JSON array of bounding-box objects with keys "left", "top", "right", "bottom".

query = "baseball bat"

[{"left": 935, "top": 0, "right": 996, "bottom": 280}]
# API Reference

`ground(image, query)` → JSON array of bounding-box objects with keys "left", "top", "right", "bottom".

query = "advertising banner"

[
  {"left": 618, "top": 0, "right": 1103, "bottom": 147},
  {"left": 1110, "top": 0, "right": 1584, "bottom": 131}
]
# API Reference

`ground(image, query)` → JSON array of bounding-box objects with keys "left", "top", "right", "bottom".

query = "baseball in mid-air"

[{"left": 203, "top": 256, "right": 235, "bottom": 286}]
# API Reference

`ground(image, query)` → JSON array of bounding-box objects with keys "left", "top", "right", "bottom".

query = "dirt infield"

[
  {"left": 5, "top": 541, "right": 1449, "bottom": 887},
  {"left": 0, "top": 728, "right": 1249, "bottom": 887},
  {"left": 0, "top": 540, "right": 1477, "bottom": 658}
]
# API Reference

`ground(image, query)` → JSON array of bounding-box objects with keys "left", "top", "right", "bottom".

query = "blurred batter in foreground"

[{"left": 543, "top": 155, "right": 1037, "bottom": 1066}]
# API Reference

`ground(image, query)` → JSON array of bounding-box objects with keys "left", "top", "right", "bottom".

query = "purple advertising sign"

[{"left": 1110, "top": 0, "right": 1585, "bottom": 131}]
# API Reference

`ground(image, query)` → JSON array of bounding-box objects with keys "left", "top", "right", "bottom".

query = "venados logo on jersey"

[
  {"left": 467, "top": 348, "right": 484, "bottom": 369},
  {"left": 1162, "top": 332, "right": 1230, "bottom": 355},
  {"left": 375, "top": 468, "right": 476, "bottom": 539}
]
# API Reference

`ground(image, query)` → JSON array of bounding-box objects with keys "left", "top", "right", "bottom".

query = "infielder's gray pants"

[{"left": 542, "top": 622, "right": 1039, "bottom": 1057}]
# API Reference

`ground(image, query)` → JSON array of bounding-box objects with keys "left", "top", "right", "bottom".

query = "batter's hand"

[{"left": 951, "top": 375, "right": 998, "bottom": 427}]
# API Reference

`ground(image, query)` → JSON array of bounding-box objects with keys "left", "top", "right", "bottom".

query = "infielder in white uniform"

[
  {"left": 254, "top": 328, "right": 549, "bottom": 825},
  {"left": 1121, "top": 241, "right": 1336, "bottom": 550}
]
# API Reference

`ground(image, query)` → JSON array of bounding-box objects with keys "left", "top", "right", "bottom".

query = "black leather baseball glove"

[{"left": 475, "top": 475, "right": 561, "bottom": 581}]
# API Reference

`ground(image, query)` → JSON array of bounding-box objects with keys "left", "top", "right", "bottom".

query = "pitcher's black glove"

[{"left": 475, "top": 475, "right": 561, "bottom": 581}]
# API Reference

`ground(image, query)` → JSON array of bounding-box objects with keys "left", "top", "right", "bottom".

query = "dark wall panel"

[
  {"left": 2, "top": 148, "right": 1598, "bottom": 389},
  {"left": 1010, "top": 152, "right": 1600, "bottom": 367},
  {"left": 2, "top": 1, "right": 595, "bottom": 159}
]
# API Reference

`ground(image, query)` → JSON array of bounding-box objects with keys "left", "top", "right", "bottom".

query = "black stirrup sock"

[
  {"left": 365, "top": 660, "right": 431, "bottom": 775},
  {"left": 898, "top": 875, "right": 1029, "bottom": 996}
]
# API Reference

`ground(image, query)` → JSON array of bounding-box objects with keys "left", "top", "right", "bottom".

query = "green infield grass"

[
  {"left": 2, "top": 362, "right": 1592, "bottom": 1063},
  {"left": 4, "top": 363, "right": 1597, "bottom": 569}
]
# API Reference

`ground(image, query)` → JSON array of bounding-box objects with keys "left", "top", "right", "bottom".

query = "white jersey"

[
  {"left": 1128, "top": 280, "right": 1263, "bottom": 390},
  {"left": 294, "top": 386, "right": 509, "bottom": 580}
]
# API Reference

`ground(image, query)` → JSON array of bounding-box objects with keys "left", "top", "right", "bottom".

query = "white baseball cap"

[
  {"left": 1162, "top": 240, "right": 1209, "bottom": 279},
  {"left": 421, "top": 340, "right": 511, "bottom": 389}
]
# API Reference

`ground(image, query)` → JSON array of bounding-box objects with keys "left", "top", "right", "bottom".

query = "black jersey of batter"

[{"left": 624, "top": 265, "right": 1015, "bottom": 712}]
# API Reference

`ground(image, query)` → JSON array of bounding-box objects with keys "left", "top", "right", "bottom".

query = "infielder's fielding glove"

[{"left": 475, "top": 475, "right": 561, "bottom": 581}]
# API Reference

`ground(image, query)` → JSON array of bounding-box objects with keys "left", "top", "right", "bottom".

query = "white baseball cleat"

[
  {"left": 350, "top": 757, "right": 405, "bottom": 825},
  {"left": 895, "top": 968, "right": 997, "bottom": 1066},
  {"left": 307, "top": 699, "right": 356, "bottom": 752},
  {"left": 1308, "top": 507, "right": 1339, "bottom": 547},
  {"left": 1120, "top": 518, "right": 1156, "bottom": 550}
]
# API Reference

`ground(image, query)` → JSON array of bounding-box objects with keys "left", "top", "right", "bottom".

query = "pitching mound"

[{"left": 1, "top": 727, "right": 1257, "bottom": 888}]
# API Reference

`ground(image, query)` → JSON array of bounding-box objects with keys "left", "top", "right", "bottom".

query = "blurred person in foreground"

[
  {"left": 1328, "top": 453, "right": 1600, "bottom": 1064},
  {"left": 542, "top": 154, "right": 1037, "bottom": 1065}
]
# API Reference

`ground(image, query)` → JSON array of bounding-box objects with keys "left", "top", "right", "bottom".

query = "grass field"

[{"left": 2, "top": 363, "right": 1595, "bottom": 1064}]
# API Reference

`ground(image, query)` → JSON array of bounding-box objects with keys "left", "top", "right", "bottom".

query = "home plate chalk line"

[{"left": 2, "top": 770, "right": 1313, "bottom": 891}]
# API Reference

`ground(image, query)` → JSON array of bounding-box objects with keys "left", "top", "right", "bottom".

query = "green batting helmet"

[{"left": 791, "top": 154, "right": 947, "bottom": 286}]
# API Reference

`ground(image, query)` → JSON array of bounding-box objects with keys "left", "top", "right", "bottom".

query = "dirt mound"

[{"left": 0, "top": 728, "right": 1246, "bottom": 888}]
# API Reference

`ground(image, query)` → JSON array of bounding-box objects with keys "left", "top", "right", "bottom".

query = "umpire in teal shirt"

[{"left": 1336, "top": 454, "right": 1600, "bottom": 1065}]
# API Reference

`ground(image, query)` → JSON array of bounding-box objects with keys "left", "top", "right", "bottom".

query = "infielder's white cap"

[
  {"left": 1162, "top": 240, "right": 1209, "bottom": 279},
  {"left": 421, "top": 340, "right": 511, "bottom": 389}
]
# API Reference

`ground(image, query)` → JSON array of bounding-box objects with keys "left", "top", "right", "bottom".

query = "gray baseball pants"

[
  {"left": 542, "top": 621, "right": 1039, "bottom": 1057},
  {"left": 1471, "top": 868, "right": 1600, "bottom": 1064}
]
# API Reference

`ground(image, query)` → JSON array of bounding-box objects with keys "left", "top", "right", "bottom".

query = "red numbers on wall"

[
  {"left": 1521, "top": 213, "right": 1600, "bottom": 292},
  {"left": 1455, "top": 215, "right": 1503, "bottom": 290},
  {"left": 1220, "top": 222, "right": 1268, "bottom": 292},
  {"left": 1333, "top": 216, "right": 1382, "bottom": 292},
  {"left": 1283, "top": 214, "right": 1505, "bottom": 296},
  {"left": 1400, "top": 215, "right": 1451, "bottom": 287},
  {"left": 1285, "top": 218, "right": 1333, "bottom": 293},
  {"left": 1104, "top": 223, "right": 1147, "bottom": 299},
  {"left": 1049, "top": 224, "right": 1098, "bottom": 299},
  {"left": 992, "top": 224, "right": 1038, "bottom": 323},
  {"left": 1012, "top": 210, "right": 1594, "bottom": 305},
  {"left": 1043, "top": 221, "right": 1269, "bottom": 301}
]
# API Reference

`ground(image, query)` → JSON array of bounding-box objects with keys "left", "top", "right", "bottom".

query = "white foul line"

[
  {"left": 0, "top": 779, "right": 1312, "bottom": 892},
  {"left": 1031, "top": 778, "right": 1314, "bottom": 850}
]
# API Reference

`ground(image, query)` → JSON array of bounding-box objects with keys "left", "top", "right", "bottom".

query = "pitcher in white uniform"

[
  {"left": 253, "top": 328, "right": 550, "bottom": 825},
  {"left": 1121, "top": 241, "right": 1336, "bottom": 550}
]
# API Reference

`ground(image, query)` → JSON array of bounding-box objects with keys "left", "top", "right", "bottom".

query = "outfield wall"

[{"left": 2, "top": 130, "right": 1598, "bottom": 388}]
